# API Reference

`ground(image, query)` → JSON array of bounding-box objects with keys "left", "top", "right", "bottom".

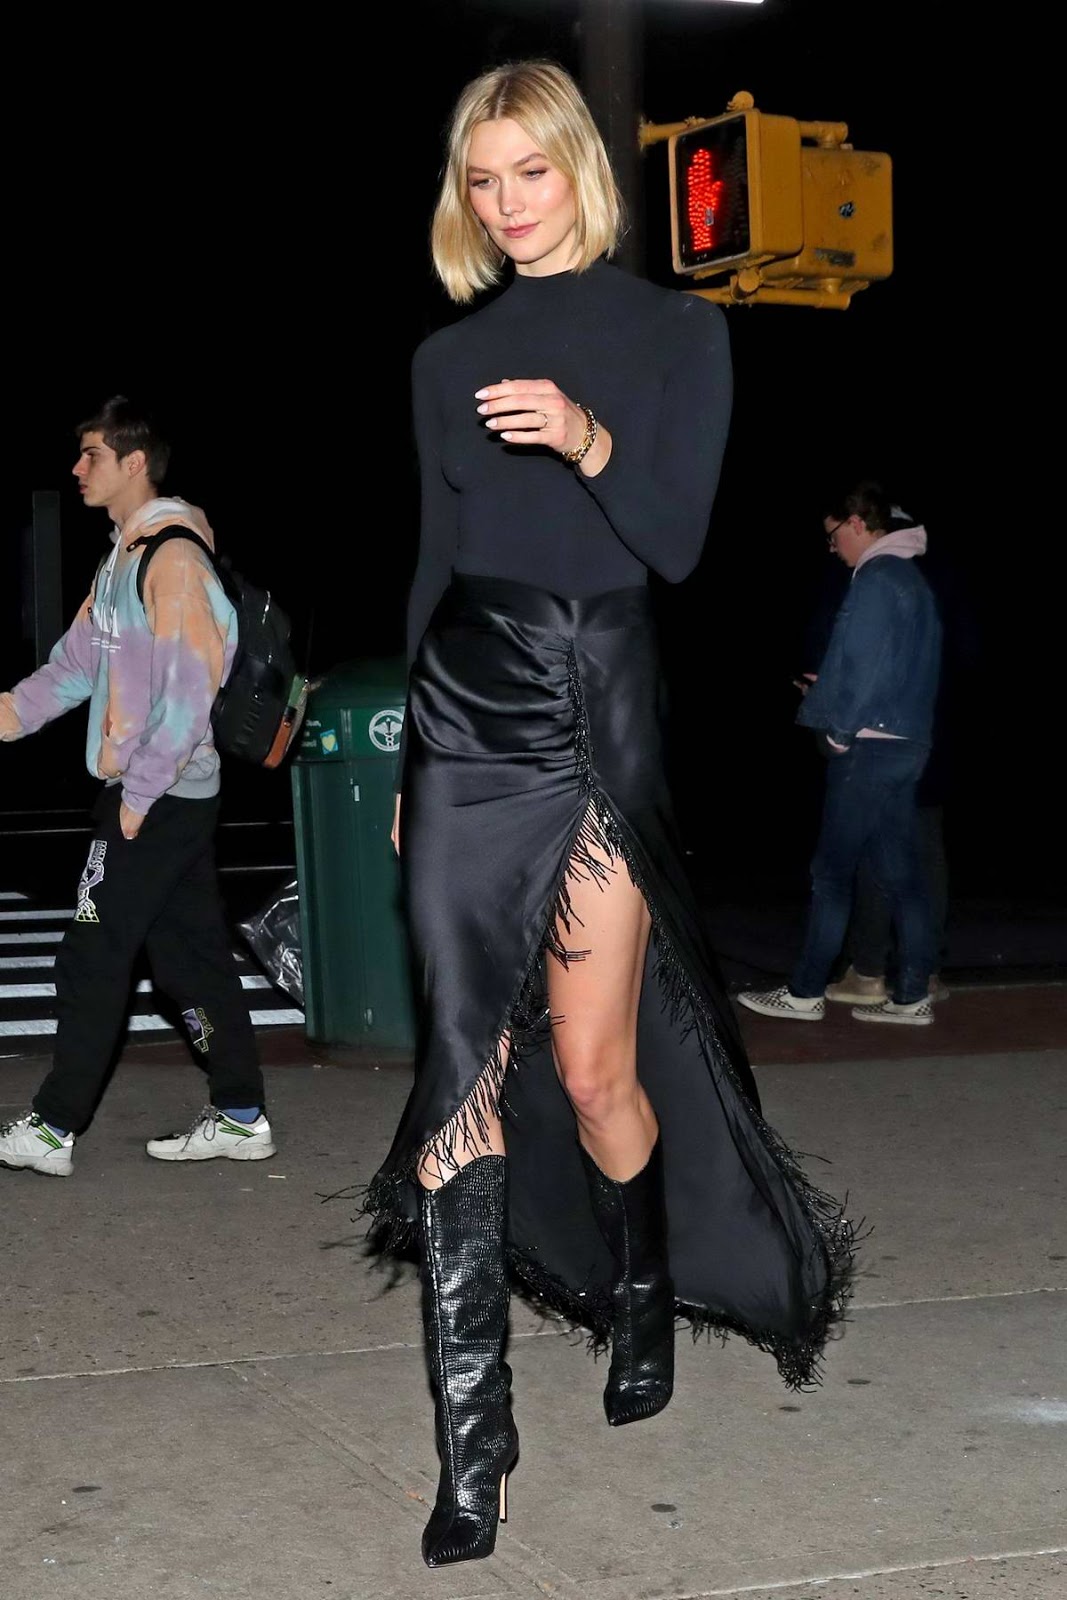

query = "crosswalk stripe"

[
  {"left": 0, "top": 892, "right": 29, "bottom": 901},
  {"left": 0, "top": 1009, "right": 304, "bottom": 1038},
  {"left": 0, "top": 933, "right": 251, "bottom": 954},
  {"left": 136, "top": 975, "right": 272, "bottom": 992},
  {"left": 0, "top": 909, "right": 75, "bottom": 921},
  {"left": 0, "top": 974, "right": 273, "bottom": 997}
]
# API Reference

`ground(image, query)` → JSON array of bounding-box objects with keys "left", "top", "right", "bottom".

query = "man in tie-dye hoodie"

[{"left": 0, "top": 397, "right": 275, "bottom": 1176}]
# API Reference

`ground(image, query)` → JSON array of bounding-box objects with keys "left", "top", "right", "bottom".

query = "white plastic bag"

[{"left": 239, "top": 880, "right": 303, "bottom": 1006}]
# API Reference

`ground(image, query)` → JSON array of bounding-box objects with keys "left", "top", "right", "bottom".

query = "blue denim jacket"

[{"left": 797, "top": 548, "right": 942, "bottom": 748}]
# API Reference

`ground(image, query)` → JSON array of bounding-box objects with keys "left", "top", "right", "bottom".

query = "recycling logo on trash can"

[{"left": 368, "top": 707, "right": 405, "bottom": 753}]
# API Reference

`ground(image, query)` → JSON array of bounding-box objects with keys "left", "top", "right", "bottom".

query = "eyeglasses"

[{"left": 826, "top": 517, "right": 848, "bottom": 549}]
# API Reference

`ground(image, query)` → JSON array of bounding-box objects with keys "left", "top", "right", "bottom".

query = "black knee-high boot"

[
  {"left": 579, "top": 1135, "right": 675, "bottom": 1426},
  {"left": 419, "top": 1154, "right": 519, "bottom": 1568}
]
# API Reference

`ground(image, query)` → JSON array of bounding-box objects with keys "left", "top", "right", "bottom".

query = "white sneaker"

[
  {"left": 737, "top": 986, "right": 825, "bottom": 1021},
  {"left": 0, "top": 1112, "right": 74, "bottom": 1176},
  {"left": 825, "top": 966, "right": 888, "bottom": 1005},
  {"left": 851, "top": 998, "right": 935, "bottom": 1026},
  {"left": 146, "top": 1107, "right": 276, "bottom": 1162}
]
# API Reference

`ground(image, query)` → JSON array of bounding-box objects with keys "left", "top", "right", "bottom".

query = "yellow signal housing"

[{"left": 777, "top": 143, "right": 893, "bottom": 287}]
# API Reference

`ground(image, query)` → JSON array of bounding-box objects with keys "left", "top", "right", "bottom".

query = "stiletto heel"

[
  {"left": 580, "top": 1135, "right": 675, "bottom": 1426},
  {"left": 419, "top": 1156, "right": 519, "bottom": 1568}
]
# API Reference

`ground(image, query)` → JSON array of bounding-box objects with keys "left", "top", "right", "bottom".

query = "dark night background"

[{"left": 2, "top": 1, "right": 1059, "bottom": 957}]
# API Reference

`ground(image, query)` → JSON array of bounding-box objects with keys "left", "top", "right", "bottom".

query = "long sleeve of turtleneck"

[{"left": 572, "top": 295, "right": 731, "bottom": 579}]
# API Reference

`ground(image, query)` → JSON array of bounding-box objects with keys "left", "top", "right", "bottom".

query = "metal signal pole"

[{"left": 579, "top": 0, "right": 646, "bottom": 275}]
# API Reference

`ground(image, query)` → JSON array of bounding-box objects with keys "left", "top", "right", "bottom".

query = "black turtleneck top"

[{"left": 406, "top": 259, "right": 732, "bottom": 664}]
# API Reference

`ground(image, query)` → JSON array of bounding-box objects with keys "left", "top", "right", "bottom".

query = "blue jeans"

[
  {"left": 790, "top": 740, "right": 935, "bottom": 1004},
  {"left": 846, "top": 804, "right": 948, "bottom": 980}
]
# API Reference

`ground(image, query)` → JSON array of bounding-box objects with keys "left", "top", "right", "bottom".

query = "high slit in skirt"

[{"left": 365, "top": 575, "right": 856, "bottom": 1388}]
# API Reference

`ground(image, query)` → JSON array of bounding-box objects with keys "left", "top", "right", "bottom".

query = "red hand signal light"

[
  {"left": 671, "top": 115, "right": 751, "bottom": 271},
  {"left": 685, "top": 147, "right": 726, "bottom": 256}
]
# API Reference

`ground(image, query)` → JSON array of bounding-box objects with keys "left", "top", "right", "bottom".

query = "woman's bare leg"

[
  {"left": 418, "top": 821, "right": 653, "bottom": 1190},
  {"left": 548, "top": 832, "right": 655, "bottom": 1180}
]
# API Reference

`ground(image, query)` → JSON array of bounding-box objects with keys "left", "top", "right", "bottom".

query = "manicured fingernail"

[
  {"left": 485, "top": 419, "right": 497, "bottom": 428},
  {"left": 476, "top": 403, "right": 488, "bottom": 413},
  {"left": 474, "top": 388, "right": 489, "bottom": 399}
]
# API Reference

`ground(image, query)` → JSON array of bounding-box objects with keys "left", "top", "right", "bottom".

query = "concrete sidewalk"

[{"left": 2, "top": 996, "right": 1065, "bottom": 1599}]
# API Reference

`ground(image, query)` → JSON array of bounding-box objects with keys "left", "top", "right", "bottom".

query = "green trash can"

[{"left": 291, "top": 657, "right": 415, "bottom": 1048}]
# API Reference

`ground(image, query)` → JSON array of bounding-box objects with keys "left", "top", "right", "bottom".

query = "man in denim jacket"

[{"left": 739, "top": 481, "right": 943, "bottom": 1026}]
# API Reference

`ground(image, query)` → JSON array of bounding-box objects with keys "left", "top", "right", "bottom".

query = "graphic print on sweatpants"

[
  {"left": 75, "top": 840, "right": 108, "bottom": 924},
  {"left": 183, "top": 1006, "right": 215, "bottom": 1054}
]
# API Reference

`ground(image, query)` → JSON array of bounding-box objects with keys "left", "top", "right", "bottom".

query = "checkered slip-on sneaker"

[
  {"left": 851, "top": 998, "right": 935, "bottom": 1026},
  {"left": 736, "top": 986, "right": 825, "bottom": 1021}
]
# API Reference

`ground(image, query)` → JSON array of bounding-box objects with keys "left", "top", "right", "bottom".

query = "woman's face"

[{"left": 466, "top": 117, "right": 578, "bottom": 277}]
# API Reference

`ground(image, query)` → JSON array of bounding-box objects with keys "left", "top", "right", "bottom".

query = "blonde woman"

[{"left": 366, "top": 60, "right": 854, "bottom": 1570}]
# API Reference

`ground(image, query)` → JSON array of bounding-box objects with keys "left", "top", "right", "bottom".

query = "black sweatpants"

[{"left": 33, "top": 786, "right": 264, "bottom": 1134}]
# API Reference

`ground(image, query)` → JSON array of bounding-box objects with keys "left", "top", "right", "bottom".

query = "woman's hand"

[
  {"left": 475, "top": 380, "right": 611, "bottom": 476},
  {"left": 391, "top": 793, "right": 401, "bottom": 858}
]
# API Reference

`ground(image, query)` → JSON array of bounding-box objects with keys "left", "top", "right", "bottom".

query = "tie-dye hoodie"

[{"left": 5, "top": 498, "right": 238, "bottom": 814}]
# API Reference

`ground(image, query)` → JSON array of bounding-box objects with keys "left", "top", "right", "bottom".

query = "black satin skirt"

[{"left": 365, "top": 575, "right": 855, "bottom": 1388}]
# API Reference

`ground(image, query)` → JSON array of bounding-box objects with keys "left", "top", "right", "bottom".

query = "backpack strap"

[{"left": 126, "top": 526, "right": 219, "bottom": 609}]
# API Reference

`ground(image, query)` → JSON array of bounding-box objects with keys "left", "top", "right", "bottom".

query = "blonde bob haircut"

[{"left": 431, "top": 60, "right": 624, "bottom": 305}]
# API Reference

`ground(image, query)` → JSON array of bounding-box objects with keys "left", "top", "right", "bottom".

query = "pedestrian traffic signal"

[
  {"left": 641, "top": 93, "right": 892, "bottom": 308},
  {"left": 670, "top": 106, "right": 804, "bottom": 273}
]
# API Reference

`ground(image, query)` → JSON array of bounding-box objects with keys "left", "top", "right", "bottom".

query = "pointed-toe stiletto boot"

[
  {"left": 419, "top": 1155, "right": 519, "bottom": 1568},
  {"left": 580, "top": 1135, "right": 675, "bottom": 1426}
]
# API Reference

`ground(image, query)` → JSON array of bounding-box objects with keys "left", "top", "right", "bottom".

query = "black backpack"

[{"left": 127, "top": 527, "right": 308, "bottom": 769}]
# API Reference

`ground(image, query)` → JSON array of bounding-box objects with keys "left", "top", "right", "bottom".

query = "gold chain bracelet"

[{"left": 562, "top": 403, "right": 598, "bottom": 467}]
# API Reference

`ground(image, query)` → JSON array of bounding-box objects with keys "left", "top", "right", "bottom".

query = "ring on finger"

[{"left": 537, "top": 410, "right": 548, "bottom": 430}]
